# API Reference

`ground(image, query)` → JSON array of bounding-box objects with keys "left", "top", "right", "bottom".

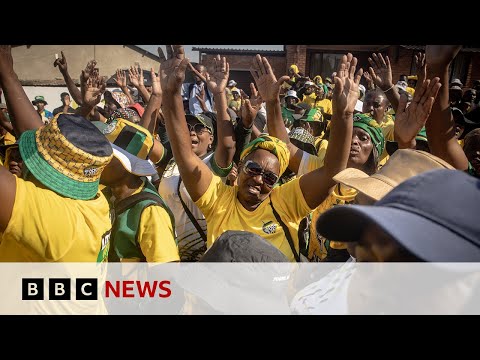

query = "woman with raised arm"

[
  {"left": 158, "top": 48, "right": 235, "bottom": 262},
  {"left": 160, "top": 46, "right": 360, "bottom": 262}
]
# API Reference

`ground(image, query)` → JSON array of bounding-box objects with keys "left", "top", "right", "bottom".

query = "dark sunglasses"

[
  {"left": 242, "top": 160, "right": 279, "bottom": 187},
  {"left": 187, "top": 123, "right": 211, "bottom": 135}
]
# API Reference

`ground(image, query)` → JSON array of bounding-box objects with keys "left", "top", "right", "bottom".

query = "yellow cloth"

[
  {"left": 138, "top": 206, "right": 179, "bottom": 263},
  {"left": 302, "top": 93, "right": 317, "bottom": 107},
  {"left": 315, "top": 138, "right": 328, "bottom": 162},
  {"left": 406, "top": 87, "right": 415, "bottom": 96},
  {"left": 229, "top": 99, "right": 242, "bottom": 111},
  {"left": 0, "top": 176, "right": 112, "bottom": 262},
  {"left": 458, "top": 139, "right": 464, "bottom": 148},
  {"left": 3, "top": 132, "right": 16, "bottom": 145},
  {"left": 312, "top": 184, "right": 358, "bottom": 258},
  {"left": 195, "top": 175, "right": 313, "bottom": 262},
  {"left": 314, "top": 98, "right": 333, "bottom": 115},
  {"left": 378, "top": 114, "right": 395, "bottom": 165},
  {"left": 240, "top": 135, "right": 290, "bottom": 175}
]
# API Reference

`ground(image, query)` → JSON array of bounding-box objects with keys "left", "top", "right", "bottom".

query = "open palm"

[
  {"left": 206, "top": 54, "right": 229, "bottom": 95},
  {"left": 395, "top": 77, "right": 442, "bottom": 144},
  {"left": 332, "top": 53, "right": 363, "bottom": 115},
  {"left": 158, "top": 45, "right": 189, "bottom": 94},
  {"left": 250, "top": 54, "right": 289, "bottom": 102},
  {"left": 368, "top": 53, "right": 392, "bottom": 90}
]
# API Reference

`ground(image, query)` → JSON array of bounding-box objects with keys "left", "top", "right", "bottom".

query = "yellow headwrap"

[
  {"left": 289, "top": 64, "right": 299, "bottom": 74},
  {"left": 240, "top": 135, "right": 290, "bottom": 175}
]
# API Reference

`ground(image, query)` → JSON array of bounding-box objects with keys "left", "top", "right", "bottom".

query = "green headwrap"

[
  {"left": 240, "top": 135, "right": 290, "bottom": 175},
  {"left": 353, "top": 113, "right": 385, "bottom": 161}
]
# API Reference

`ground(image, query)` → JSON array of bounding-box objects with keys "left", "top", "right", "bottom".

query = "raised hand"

[
  {"left": 414, "top": 52, "right": 426, "bottom": 85},
  {"left": 205, "top": 54, "right": 229, "bottom": 95},
  {"left": 114, "top": 69, "right": 127, "bottom": 88},
  {"left": 150, "top": 67, "right": 161, "bottom": 96},
  {"left": 368, "top": 53, "right": 392, "bottom": 91},
  {"left": 394, "top": 77, "right": 441, "bottom": 145},
  {"left": 128, "top": 65, "right": 144, "bottom": 88},
  {"left": 363, "top": 71, "right": 375, "bottom": 89},
  {"left": 250, "top": 54, "right": 289, "bottom": 102},
  {"left": 158, "top": 45, "right": 190, "bottom": 95},
  {"left": 83, "top": 73, "right": 107, "bottom": 109},
  {"left": 425, "top": 45, "right": 462, "bottom": 67},
  {"left": 80, "top": 60, "right": 97, "bottom": 85},
  {"left": 240, "top": 83, "right": 263, "bottom": 126},
  {"left": 53, "top": 51, "right": 68, "bottom": 74},
  {"left": 332, "top": 53, "right": 363, "bottom": 116}
]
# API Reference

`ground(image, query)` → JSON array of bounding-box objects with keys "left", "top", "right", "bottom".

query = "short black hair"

[{"left": 60, "top": 92, "right": 70, "bottom": 100}]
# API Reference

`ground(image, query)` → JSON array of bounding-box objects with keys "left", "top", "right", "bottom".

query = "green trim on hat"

[
  {"left": 126, "top": 131, "right": 147, "bottom": 156},
  {"left": 19, "top": 130, "right": 99, "bottom": 200}
]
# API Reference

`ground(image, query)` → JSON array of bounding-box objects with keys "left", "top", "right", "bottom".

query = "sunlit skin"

[
  {"left": 194, "top": 64, "right": 207, "bottom": 85},
  {"left": 7, "top": 147, "right": 23, "bottom": 177},
  {"left": 362, "top": 91, "right": 388, "bottom": 123},
  {"left": 347, "top": 127, "right": 374, "bottom": 173},
  {"left": 35, "top": 101, "right": 46, "bottom": 114},
  {"left": 285, "top": 96, "right": 298, "bottom": 110},
  {"left": 237, "top": 149, "right": 280, "bottom": 212}
]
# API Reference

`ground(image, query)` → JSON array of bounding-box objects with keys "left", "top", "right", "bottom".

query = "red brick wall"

[
  {"left": 285, "top": 45, "right": 307, "bottom": 74},
  {"left": 200, "top": 53, "right": 286, "bottom": 81},
  {"left": 388, "top": 46, "right": 415, "bottom": 84}
]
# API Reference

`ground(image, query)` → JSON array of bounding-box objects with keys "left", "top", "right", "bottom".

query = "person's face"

[
  {"left": 362, "top": 93, "right": 387, "bottom": 122},
  {"left": 327, "top": 88, "right": 333, "bottom": 99},
  {"left": 305, "top": 86, "right": 315, "bottom": 95},
  {"left": 449, "top": 89, "right": 463, "bottom": 103},
  {"left": 7, "top": 147, "right": 23, "bottom": 177},
  {"left": 347, "top": 127, "right": 374, "bottom": 169},
  {"left": 194, "top": 65, "right": 206, "bottom": 83},
  {"left": 100, "top": 156, "right": 128, "bottom": 186},
  {"left": 315, "top": 87, "right": 325, "bottom": 100},
  {"left": 62, "top": 95, "right": 70, "bottom": 105},
  {"left": 36, "top": 102, "right": 46, "bottom": 111},
  {"left": 285, "top": 96, "right": 298, "bottom": 109},
  {"left": 346, "top": 223, "right": 420, "bottom": 262},
  {"left": 399, "top": 75, "right": 408, "bottom": 83},
  {"left": 233, "top": 92, "right": 240, "bottom": 100},
  {"left": 463, "top": 90, "right": 476, "bottom": 103},
  {"left": 237, "top": 149, "right": 280, "bottom": 209},
  {"left": 288, "top": 68, "right": 295, "bottom": 77},
  {"left": 187, "top": 117, "right": 213, "bottom": 157},
  {"left": 464, "top": 134, "right": 480, "bottom": 174},
  {"left": 408, "top": 79, "right": 416, "bottom": 88},
  {"left": 104, "top": 99, "right": 119, "bottom": 117}
]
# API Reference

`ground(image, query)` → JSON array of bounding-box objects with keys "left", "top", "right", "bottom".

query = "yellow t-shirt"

[
  {"left": 313, "top": 98, "right": 333, "bottom": 115},
  {"left": 229, "top": 99, "right": 241, "bottom": 111},
  {"left": 3, "top": 132, "right": 16, "bottom": 145},
  {"left": 315, "top": 138, "right": 328, "bottom": 160},
  {"left": 406, "top": 87, "right": 415, "bottom": 96},
  {"left": 302, "top": 93, "right": 317, "bottom": 107},
  {"left": 378, "top": 114, "right": 394, "bottom": 167},
  {"left": 194, "top": 175, "right": 313, "bottom": 262},
  {"left": 0, "top": 177, "right": 112, "bottom": 262}
]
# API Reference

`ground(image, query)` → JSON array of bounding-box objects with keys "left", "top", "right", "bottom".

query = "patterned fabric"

[
  {"left": 110, "top": 91, "right": 130, "bottom": 108},
  {"left": 109, "top": 108, "right": 140, "bottom": 123},
  {"left": 35, "top": 119, "right": 111, "bottom": 183},
  {"left": 240, "top": 135, "right": 290, "bottom": 175}
]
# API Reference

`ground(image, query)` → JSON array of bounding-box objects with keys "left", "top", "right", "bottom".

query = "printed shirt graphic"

[
  {"left": 194, "top": 175, "right": 313, "bottom": 262},
  {"left": 158, "top": 153, "right": 230, "bottom": 262},
  {"left": 0, "top": 176, "right": 112, "bottom": 262}
]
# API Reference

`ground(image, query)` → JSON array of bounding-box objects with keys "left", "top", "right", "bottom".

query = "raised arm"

[
  {"left": 128, "top": 63, "right": 151, "bottom": 103},
  {"left": 250, "top": 55, "right": 306, "bottom": 172},
  {"left": 0, "top": 45, "right": 43, "bottom": 135},
  {"left": 114, "top": 69, "right": 135, "bottom": 105},
  {"left": 139, "top": 67, "right": 165, "bottom": 164},
  {"left": 368, "top": 53, "right": 400, "bottom": 112},
  {"left": 0, "top": 106, "right": 14, "bottom": 135},
  {"left": 75, "top": 62, "right": 106, "bottom": 118},
  {"left": 425, "top": 45, "right": 468, "bottom": 170},
  {"left": 205, "top": 54, "right": 235, "bottom": 168},
  {"left": 394, "top": 75, "right": 441, "bottom": 149},
  {"left": 160, "top": 45, "right": 213, "bottom": 202},
  {"left": 300, "top": 54, "right": 363, "bottom": 209},
  {"left": 54, "top": 51, "right": 84, "bottom": 106}
]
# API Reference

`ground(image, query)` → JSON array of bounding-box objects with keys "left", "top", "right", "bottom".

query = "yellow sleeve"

[
  {"left": 298, "top": 151, "right": 324, "bottom": 176},
  {"left": 271, "top": 178, "right": 313, "bottom": 224},
  {"left": 316, "top": 139, "right": 328, "bottom": 159},
  {"left": 325, "top": 100, "right": 333, "bottom": 115},
  {"left": 138, "top": 206, "right": 179, "bottom": 263},
  {"left": 381, "top": 115, "right": 395, "bottom": 142},
  {"left": 4, "top": 177, "right": 77, "bottom": 260},
  {"left": 194, "top": 174, "right": 233, "bottom": 219}
]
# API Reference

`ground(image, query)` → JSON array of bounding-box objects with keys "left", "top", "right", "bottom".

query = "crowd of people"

[{"left": 0, "top": 44, "right": 479, "bottom": 269}]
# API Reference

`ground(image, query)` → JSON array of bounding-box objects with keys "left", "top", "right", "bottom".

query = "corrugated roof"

[{"left": 192, "top": 47, "right": 285, "bottom": 55}]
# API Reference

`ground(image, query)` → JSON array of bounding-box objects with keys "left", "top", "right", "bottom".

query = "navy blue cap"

[{"left": 316, "top": 169, "right": 480, "bottom": 262}]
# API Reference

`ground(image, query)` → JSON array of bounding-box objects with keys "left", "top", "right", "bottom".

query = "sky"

[{"left": 138, "top": 45, "right": 284, "bottom": 63}]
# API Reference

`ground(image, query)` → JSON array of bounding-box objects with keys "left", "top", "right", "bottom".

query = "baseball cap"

[
  {"left": 227, "top": 80, "right": 237, "bottom": 87},
  {"left": 185, "top": 113, "right": 215, "bottom": 135},
  {"left": 285, "top": 90, "right": 299, "bottom": 100},
  {"left": 317, "top": 169, "right": 480, "bottom": 261}
]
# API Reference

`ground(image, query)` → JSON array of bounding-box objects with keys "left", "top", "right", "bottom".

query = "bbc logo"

[{"left": 22, "top": 278, "right": 98, "bottom": 300}]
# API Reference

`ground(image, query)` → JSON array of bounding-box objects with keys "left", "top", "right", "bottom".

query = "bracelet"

[{"left": 383, "top": 84, "right": 395, "bottom": 93}]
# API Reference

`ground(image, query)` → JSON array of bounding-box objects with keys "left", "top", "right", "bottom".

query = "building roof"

[
  {"left": 193, "top": 47, "right": 285, "bottom": 56},
  {"left": 400, "top": 45, "right": 480, "bottom": 53}
]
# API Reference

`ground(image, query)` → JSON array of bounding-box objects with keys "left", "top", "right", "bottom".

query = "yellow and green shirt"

[{"left": 195, "top": 175, "right": 313, "bottom": 262}]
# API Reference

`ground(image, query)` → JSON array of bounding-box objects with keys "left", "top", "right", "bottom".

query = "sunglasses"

[
  {"left": 187, "top": 123, "right": 211, "bottom": 135},
  {"left": 242, "top": 160, "right": 279, "bottom": 188}
]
